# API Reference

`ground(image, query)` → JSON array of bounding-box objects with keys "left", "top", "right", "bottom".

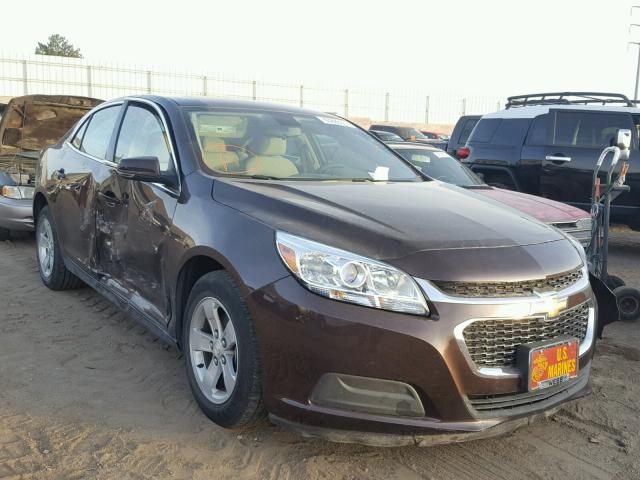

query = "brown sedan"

[{"left": 33, "top": 96, "right": 616, "bottom": 446}]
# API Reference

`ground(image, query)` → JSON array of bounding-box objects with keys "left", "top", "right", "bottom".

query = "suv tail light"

[{"left": 456, "top": 147, "right": 470, "bottom": 159}]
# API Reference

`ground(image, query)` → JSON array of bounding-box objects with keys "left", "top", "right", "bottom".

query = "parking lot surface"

[{"left": 1, "top": 230, "right": 640, "bottom": 480}]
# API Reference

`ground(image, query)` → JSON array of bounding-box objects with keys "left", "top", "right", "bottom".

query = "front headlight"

[
  {"left": 276, "top": 231, "right": 429, "bottom": 315},
  {"left": 1, "top": 185, "right": 34, "bottom": 199}
]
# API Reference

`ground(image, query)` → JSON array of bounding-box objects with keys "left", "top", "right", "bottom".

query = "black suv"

[{"left": 460, "top": 92, "right": 640, "bottom": 229}]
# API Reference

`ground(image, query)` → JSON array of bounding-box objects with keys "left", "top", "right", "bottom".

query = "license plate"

[{"left": 528, "top": 339, "right": 578, "bottom": 391}]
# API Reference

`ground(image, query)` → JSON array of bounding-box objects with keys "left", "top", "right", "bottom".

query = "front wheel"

[
  {"left": 36, "top": 206, "right": 83, "bottom": 290},
  {"left": 183, "top": 271, "right": 264, "bottom": 428}
]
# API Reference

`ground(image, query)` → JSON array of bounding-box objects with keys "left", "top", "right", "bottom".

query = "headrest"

[
  {"left": 255, "top": 136, "right": 286, "bottom": 156},
  {"left": 203, "top": 137, "right": 227, "bottom": 153}
]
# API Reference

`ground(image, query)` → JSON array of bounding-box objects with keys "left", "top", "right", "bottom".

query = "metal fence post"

[
  {"left": 202, "top": 76, "right": 208, "bottom": 96},
  {"left": 462, "top": 97, "right": 467, "bottom": 116},
  {"left": 87, "top": 66, "right": 92, "bottom": 97},
  {"left": 299, "top": 85, "right": 304, "bottom": 108},
  {"left": 252, "top": 80, "right": 257, "bottom": 101},
  {"left": 344, "top": 89, "right": 349, "bottom": 117},
  {"left": 146, "top": 71, "right": 152, "bottom": 94},
  {"left": 384, "top": 92, "right": 390, "bottom": 121},
  {"left": 425, "top": 96, "right": 430, "bottom": 124},
  {"left": 22, "top": 60, "right": 28, "bottom": 95}
]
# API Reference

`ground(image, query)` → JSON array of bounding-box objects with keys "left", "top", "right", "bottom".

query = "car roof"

[
  {"left": 484, "top": 104, "right": 640, "bottom": 120},
  {"left": 122, "top": 95, "right": 333, "bottom": 117}
]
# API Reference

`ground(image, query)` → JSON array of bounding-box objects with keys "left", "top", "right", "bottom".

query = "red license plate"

[{"left": 528, "top": 340, "right": 578, "bottom": 391}]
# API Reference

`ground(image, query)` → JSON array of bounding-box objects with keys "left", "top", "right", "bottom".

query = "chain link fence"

[{"left": 0, "top": 54, "right": 502, "bottom": 127}]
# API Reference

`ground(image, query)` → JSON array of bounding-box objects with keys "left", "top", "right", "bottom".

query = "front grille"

[
  {"left": 434, "top": 267, "right": 583, "bottom": 298},
  {"left": 462, "top": 302, "right": 590, "bottom": 368}
]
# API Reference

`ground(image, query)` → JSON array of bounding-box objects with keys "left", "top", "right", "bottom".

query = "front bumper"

[
  {"left": 0, "top": 195, "right": 33, "bottom": 231},
  {"left": 248, "top": 269, "right": 595, "bottom": 440}
]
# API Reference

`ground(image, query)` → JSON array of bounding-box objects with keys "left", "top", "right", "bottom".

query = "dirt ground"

[{"left": 1, "top": 230, "right": 640, "bottom": 480}]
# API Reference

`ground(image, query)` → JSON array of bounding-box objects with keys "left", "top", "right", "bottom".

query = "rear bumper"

[{"left": 0, "top": 196, "right": 33, "bottom": 231}]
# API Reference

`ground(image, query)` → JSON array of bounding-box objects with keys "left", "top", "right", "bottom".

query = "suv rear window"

[
  {"left": 458, "top": 118, "right": 480, "bottom": 144},
  {"left": 468, "top": 118, "right": 531, "bottom": 145},
  {"left": 552, "top": 111, "right": 634, "bottom": 148}
]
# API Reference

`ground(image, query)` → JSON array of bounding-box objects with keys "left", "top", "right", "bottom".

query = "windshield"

[
  {"left": 397, "top": 128, "right": 427, "bottom": 140},
  {"left": 185, "top": 108, "right": 421, "bottom": 181},
  {"left": 393, "top": 147, "right": 484, "bottom": 186}
]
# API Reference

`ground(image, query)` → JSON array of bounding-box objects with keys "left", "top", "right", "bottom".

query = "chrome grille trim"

[
  {"left": 453, "top": 302, "right": 595, "bottom": 379},
  {"left": 414, "top": 264, "right": 589, "bottom": 306},
  {"left": 462, "top": 302, "right": 590, "bottom": 368},
  {"left": 432, "top": 267, "right": 582, "bottom": 298}
]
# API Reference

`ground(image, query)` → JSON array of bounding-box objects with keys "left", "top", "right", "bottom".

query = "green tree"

[{"left": 35, "top": 34, "right": 82, "bottom": 58}]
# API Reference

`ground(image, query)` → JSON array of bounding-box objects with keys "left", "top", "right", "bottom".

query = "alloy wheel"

[
  {"left": 189, "top": 297, "right": 238, "bottom": 404},
  {"left": 37, "top": 217, "right": 54, "bottom": 278}
]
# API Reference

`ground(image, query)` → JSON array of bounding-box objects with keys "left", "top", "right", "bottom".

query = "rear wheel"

[
  {"left": 36, "top": 207, "right": 83, "bottom": 290},
  {"left": 614, "top": 286, "right": 640, "bottom": 322},
  {"left": 183, "top": 271, "right": 263, "bottom": 428}
]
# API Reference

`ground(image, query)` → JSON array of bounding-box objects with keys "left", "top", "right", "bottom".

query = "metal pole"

[
  {"left": 344, "top": 89, "right": 349, "bottom": 117},
  {"left": 86, "top": 66, "right": 92, "bottom": 97},
  {"left": 462, "top": 98, "right": 467, "bottom": 116},
  {"left": 146, "top": 71, "right": 152, "bottom": 94},
  {"left": 22, "top": 60, "right": 28, "bottom": 95},
  {"left": 202, "top": 76, "right": 208, "bottom": 96},
  {"left": 425, "top": 96, "right": 430, "bottom": 124},
  {"left": 299, "top": 85, "right": 304, "bottom": 108},
  {"left": 384, "top": 92, "right": 389, "bottom": 121},
  {"left": 252, "top": 80, "right": 257, "bottom": 101}
]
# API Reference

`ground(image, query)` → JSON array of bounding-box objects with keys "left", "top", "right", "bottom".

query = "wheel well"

[
  {"left": 175, "top": 255, "right": 225, "bottom": 348},
  {"left": 33, "top": 193, "right": 48, "bottom": 224}
]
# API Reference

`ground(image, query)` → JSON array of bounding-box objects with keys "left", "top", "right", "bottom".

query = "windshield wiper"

[{"left": 350, "top": 178, "right": 376, "bottom": 182}]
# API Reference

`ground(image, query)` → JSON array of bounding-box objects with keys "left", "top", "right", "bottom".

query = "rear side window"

[
  {"left": 468, "top": 119, "right": 501, "bottom": 143},
  {"left": 115, "top": 104, "right": 172, "bottom": 171},
  {"left": 80, "top": 106, "right": 120, "bottom": 160},
  {"left": 457, "top": 118, "right": 480, "bottom": 144},
  {"left": 525, "top": 114, "right": 548, "bottom": 145},
  {"left": 553, "top": 111, "right": 634, "bottom": 148},
  {"left": 491, "top": 119, "right": 531, "bottom": 144}
]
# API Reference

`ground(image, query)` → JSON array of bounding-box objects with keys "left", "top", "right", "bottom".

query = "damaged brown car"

[
  {"left": 34, "top": 96, "right": 617, "bottom": 446},
  {"left": 0, "top": 94, "right": 101, "bottom": 240}
]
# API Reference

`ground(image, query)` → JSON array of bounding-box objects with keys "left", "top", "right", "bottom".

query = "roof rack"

[{"left": 506, "top": 92, "right": 635, "bottom": 109}]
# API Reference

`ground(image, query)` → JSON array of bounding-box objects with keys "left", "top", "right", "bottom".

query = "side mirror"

[
  {"left": 616, "top": 129, "right": 632, "bottom": 151},
  {"left": 117, "top": 156, "right": 175, "bottom": 186}
]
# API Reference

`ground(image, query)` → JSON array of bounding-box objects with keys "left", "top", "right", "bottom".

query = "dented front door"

[{"left": 107, "top": 101, "right": 178, "bottom": 324}]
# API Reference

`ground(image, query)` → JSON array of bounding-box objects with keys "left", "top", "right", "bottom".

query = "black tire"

[
  {"left": 36, "top": 206, "right": 83, "bottom": 290},
  {"left": 0, "top": 227, "right": 9, "bottom": 241},
  {"left": 613, "top": 286, "right": 640, "bottom": 322},
  {"left": 183, "top": 271, "right": 264, "bottom": 429},
  {"left": 606, "top": 275, "right": 626, "bottom": 290}
]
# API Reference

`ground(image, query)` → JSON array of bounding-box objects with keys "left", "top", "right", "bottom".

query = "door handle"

[
  {"left": 55, "top": 168, "right": 66, "bottom": 180},
  {"left": 97, "top": 191, "right": 121, "bottom": 207},
  {"left": 544, "top": 155, "right": 571, "bottom": 163}
]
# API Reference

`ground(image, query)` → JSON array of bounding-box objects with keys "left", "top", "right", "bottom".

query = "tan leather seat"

[
  {"left": 202, "top": 137, "right": 240, "bottom": 172},
  {"left": 245, "top": 137, "right": 298, "bottom": 177}
]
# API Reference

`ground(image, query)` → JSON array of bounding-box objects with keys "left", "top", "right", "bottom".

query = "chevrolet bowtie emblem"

[{"left": 531, "top": 293, "right": 567, "bottom": 318}]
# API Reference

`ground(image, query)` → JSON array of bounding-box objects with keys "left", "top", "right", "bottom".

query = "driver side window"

[{"left": 115, "top": 104, "right": 172, "bottom": 171}]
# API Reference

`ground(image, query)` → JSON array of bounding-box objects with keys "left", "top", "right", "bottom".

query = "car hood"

[
  {"left": 474, "top": 187, "right": 590, "bottom": 223},
  {"left": 0, "top": 95, "right": 102, "bottom": 154},
  {"left": 213, "top": 179, "right": 580, "bottom": 281}
]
